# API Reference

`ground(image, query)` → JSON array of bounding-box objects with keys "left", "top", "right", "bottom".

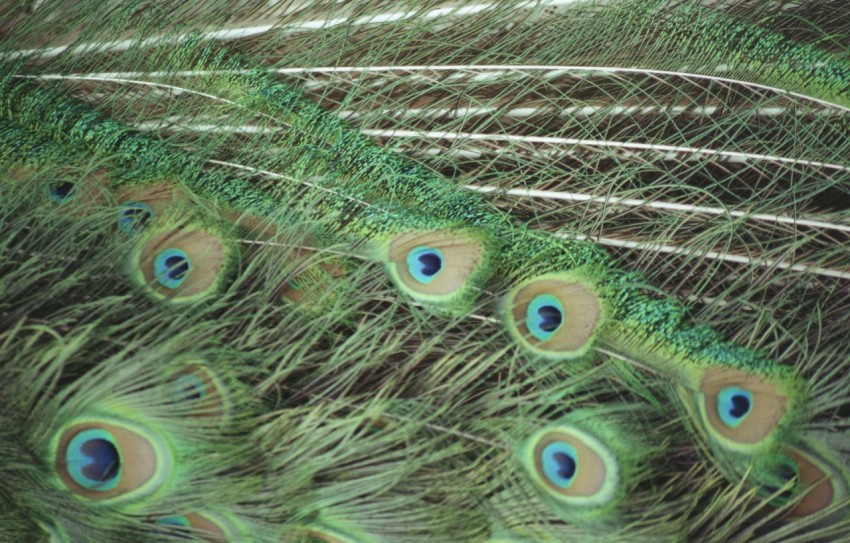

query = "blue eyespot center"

[
  {"left": 406, "top": 247, "right": 444, "bottom": 284},
  {"left": 717, "top": 387, "right": 753, "bottom": 428},
  {"left": 49, "top": 181, "right": 76, "bottom": 204},
  {"left": 154, "top": 248, "right": 191, "bottom": 289},
  {"left": 66, "top": 429, "right": 121, "bottom": 491},
  {"left": 526, "top": 294, "right": 564, "bottom": 341},
  {"left": 119, "top": 202, "right": 153, "bottom": 234},
  {"left": 554, "top": 452, "right": 577, "bottom": 479},
  {"left": 541, "top": 441, "right": 578, "bottom": 488},
  {"left": 173, "top": 374, "right": 206, "bottom": 402}
]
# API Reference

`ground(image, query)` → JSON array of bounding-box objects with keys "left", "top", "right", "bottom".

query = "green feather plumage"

[{"left": 1, "top": 0, "right": 849, "bottom": 541}]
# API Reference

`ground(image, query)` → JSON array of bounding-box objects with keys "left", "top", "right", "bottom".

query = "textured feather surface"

[{"left": 1, "top": 1, "right": 850, "bottom": 542}]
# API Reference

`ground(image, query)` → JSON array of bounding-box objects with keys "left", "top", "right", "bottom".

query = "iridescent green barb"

[{"left": 659, "top": 3, "right": 850, "bottom": 107}]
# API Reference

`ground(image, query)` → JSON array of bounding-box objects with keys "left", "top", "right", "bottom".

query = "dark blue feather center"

[
  {"left": 50, "top": 181, "right": 75, "bottom": 203},
  {"left": 119, "top": 203, "right": 153, "bottom": 234},
  {"left": 717, "top": 387, "right": 754, "bottom": 428},
  {"left": 537, "top": 305, "right": 563, "bottom": 333},
  {"left": 728, "top": 394, "right": 751, "bottom": 419},
  {"left": 553, "top": 452, "right": 576, "bottom": 480},
  {"left": 406, "top": 247, "right": 444, "bottom": 284},
  {"left": 417, "top": 252, "right": 442, "bottom": 277},
  {"left": 164, "top": 255, "right": 189, "bottom": 280},
  {"left": 80, "top": 438, "right": 120, "bottom": 483}
]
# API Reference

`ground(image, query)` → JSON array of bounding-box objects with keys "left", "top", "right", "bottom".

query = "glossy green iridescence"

[{"left": 661, "top": 5, "right": 850, "bottom": 108}]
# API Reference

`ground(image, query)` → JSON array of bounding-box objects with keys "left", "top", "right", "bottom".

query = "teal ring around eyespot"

[
  {"left": 406, "top": 246, "right": 444, "bottom": 284},
  {"left": 66, "top": 428, "right": 121, "bottom": 491},
  {"left": 526, "top": 294, "right": 564, "bottom": 341},
  {"left": 172, "top": 374, "right": 207, "bottom": 402},
  {"left": 153, "top": 248, "right": 191, "bottom": 289},
  {"left": 49, "top": 182, "right": 75, "bottom": 204},
  {"left": 118, "top": 202, "right": 154, "bottom": 235},
  {"left": 717, "top": 386, "right": 753, "bottom": 428},
  {"left": 541, "top": 441, "right": 579, "bottom": 489}
]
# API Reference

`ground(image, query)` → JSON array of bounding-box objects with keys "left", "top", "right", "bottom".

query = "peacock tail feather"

[{"left": 1, "top": 0, "right": 849, "bottom": 541}]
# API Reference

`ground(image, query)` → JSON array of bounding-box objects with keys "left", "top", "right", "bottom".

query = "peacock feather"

[{"left": 1, "top": 0, "right": 849, "bottom": 541}]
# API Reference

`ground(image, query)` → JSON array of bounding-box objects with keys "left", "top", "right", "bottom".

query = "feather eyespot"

[
  {"left": 758, "top": 455, "right": 799, "bottom": 507},
  {"left": 784, "top": 445, "right": 849, "bottom": 521},
  {"left": 173, "top": 373, "right": 206, "bottom": 401},
  {"left": 696, "top": 367, "right": 791, "bottom": 451},
  {"left": 118, "top": 202, "right": 154, "bottom": 235},
  {"left": 115, "top": 182, "right": 185, "bottom": 229},
  {"left": 54, "top": 418, "right": 171, "bottom": 501},
  {"left": 506, "top": 273, "right": 603, "bottom": 359},
  {"left": 276, "top": 247, "right": 348, "bottom": 307},
  {"left": 385, "top": 230, "right": 487, "bottom": 310},
  {"left": 127, "top": 221, "right": 238, "bottom": 304},
  {"left": 49, "top": 181, "right": 76, "bottom": 204},
  {"left": 519, "top": 418, "right": 636, "bottom": 524},
  {"left": 167, "top": 364, "right": 228, "bottom": 420},
  {"left": 530, "top": 430, "right": 611, "bottom": 500},
  {"left": 40, "top": 170, "right": 110, "bottom": 211}
]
